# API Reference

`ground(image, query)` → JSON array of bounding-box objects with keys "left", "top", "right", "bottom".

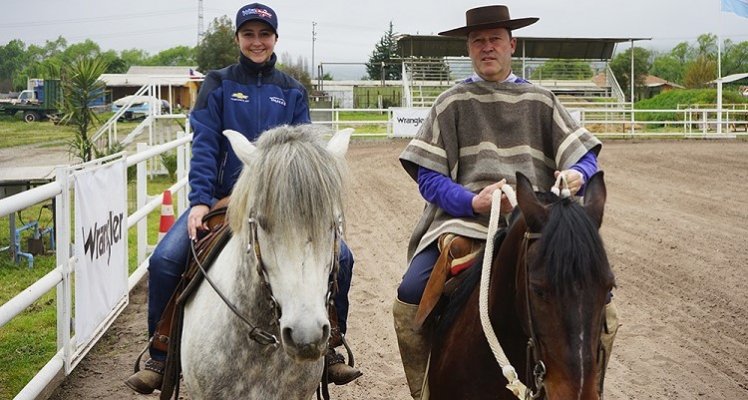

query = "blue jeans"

[
  {"left": 147, "top": 208, "right": 355, "bottom": 360},
  {"left": 396, "top": 242, "right": 440, "bottom": 305}
]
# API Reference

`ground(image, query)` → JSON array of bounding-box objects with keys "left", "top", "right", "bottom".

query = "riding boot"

[
  {"left": 393, "top": 299, "right": 431, "bottom": 400},
  {"left": 598, "top": 300, "right": 620, "bottom": 396},
  {"left": 124, "top": 358, "right": 164, "bottom": 394},
  {"left": 326, "top": 303, "right": 363, "bottom": 385}
]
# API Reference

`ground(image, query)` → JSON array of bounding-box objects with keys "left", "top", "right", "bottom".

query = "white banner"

[
  {"left": 74, "top": 160, "right": 128, "bottom": 346},
  {"left": 391, "top": 107, "right": 430, "bottom": 138}
]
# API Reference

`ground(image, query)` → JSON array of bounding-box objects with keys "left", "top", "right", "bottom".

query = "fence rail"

[
  {"left": 306, "top": 107, "right": 748, "bottom": 138},
  {"left": 0, "top": 133, "right": 192, "bottom": 400}
]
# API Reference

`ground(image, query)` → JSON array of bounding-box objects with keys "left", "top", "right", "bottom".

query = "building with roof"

[
  {"left": 394, "top": 35, "right": 648, "bottom": 107},
  {"left": 99, "top": 66, "right": 203, "bottom": 110}
]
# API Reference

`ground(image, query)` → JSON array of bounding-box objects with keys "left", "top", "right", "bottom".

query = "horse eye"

[
  {"left": 256, "top": 216, "right": 270, "bottom": 231},
  {"left": 531, "top": 285, "right": 548, "bottom": 300}
]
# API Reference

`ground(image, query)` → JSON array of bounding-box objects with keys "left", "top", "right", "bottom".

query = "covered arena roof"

[{"left": 396, "top": 35, "right": 650, "bottom": 60}]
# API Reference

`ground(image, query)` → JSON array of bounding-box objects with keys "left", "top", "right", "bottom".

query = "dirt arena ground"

[{"left": 44, "top": 139, "right": 748, "bottom": 400}]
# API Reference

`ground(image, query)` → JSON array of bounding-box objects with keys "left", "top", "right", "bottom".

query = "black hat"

[
  {"left": 235, "top": 3, "right": 278, "bottom": 34},
  {"left": 438, "top": 5, "right": 538, "bottom": 37}
]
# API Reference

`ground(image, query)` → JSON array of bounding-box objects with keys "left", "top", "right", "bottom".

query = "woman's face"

[{"left": 236, "top": 21, "right": 277, "bottom": 64}]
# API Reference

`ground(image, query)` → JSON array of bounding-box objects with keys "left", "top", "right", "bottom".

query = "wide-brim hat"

[{"left": 438, "top": 5, "right": 538, "bottom": 37}]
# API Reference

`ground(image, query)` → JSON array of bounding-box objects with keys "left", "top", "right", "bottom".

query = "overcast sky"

[{"left": 2, "top": 0, "right": 747, "bottom": 76}]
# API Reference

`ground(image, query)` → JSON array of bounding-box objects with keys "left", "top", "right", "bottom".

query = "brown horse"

[{"left": 427, "top": 171, "right": 614, "bottom": 400}]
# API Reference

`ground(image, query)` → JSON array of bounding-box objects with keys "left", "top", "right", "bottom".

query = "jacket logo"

[
  {"left": 269, "top": 96, "right": 286, "bottom": 106},
  {"left": 231, "top": 92, "right": 250, "bottom": 103}
]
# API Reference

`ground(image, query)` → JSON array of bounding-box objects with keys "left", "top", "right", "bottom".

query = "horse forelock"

[
  {"left": 539, "top": 198, "right": 610, "bottom": 297},
  {"left": 229, "top": 125, "right": 346, "bottom": 246}
]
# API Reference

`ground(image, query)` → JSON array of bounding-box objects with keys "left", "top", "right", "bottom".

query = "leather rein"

[{"left": 189, "top": 214, "right": 343, "bottom": 347}]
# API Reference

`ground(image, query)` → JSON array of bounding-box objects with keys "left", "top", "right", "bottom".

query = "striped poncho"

[{"left": 399, "top": 81, "right": 602, "bottom": 261}]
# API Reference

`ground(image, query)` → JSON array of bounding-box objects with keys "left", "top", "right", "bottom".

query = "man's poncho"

[{"left": 399, "top": 81, "right": 602, "bottom": 261}]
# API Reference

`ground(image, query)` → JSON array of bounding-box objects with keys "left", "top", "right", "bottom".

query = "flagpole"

[{"left": 717, "top": 0, "right": 723, "bottom": 135}]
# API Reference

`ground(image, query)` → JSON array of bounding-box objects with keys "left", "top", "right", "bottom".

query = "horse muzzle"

[{"left": 280, "top": 322, "right": 330, "bottom": 361}]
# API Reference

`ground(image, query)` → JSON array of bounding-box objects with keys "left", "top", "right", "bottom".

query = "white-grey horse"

[{"left": 181, "top": 125, "right": 352, "bottom": 399}]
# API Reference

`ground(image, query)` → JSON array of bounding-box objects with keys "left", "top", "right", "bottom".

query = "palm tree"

[{"left": 60, "top": 57, "right": 109, "bottom": 162}]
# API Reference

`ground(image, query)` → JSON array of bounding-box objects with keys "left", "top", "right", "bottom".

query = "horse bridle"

[
  {"left": 519, "top": 231, "right": 546, "bottom": 400},
  {"left": 191, "top": 214, "right": 343, "bottom": 347},
  {"left": 519, "top": 229, "right": 607, "bottom": 399}
]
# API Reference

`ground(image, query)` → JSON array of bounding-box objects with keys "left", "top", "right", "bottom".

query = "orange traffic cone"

[{"left": 158, "top": 190, "right": 175, "bottom": 242}]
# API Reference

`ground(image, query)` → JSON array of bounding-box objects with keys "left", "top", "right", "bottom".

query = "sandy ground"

[{"left": 31, "top": 139, "right": 748, "bottom": 399}]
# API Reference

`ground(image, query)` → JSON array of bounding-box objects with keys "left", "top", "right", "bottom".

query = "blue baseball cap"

[{"left": 235, "top": 3, "right": 278, "bottom": 34}]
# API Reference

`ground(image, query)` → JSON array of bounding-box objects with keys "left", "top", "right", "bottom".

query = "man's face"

[
  {"left": 467, "top": 27, "right": 516, "bottom": 82},
  {"left": 235, "top": 21, "right": 277, "bottom": 64}
]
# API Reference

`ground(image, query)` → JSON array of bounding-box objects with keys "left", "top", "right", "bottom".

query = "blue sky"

[{"left": 2, "top": 0, "right": 746, "bottom": 77}]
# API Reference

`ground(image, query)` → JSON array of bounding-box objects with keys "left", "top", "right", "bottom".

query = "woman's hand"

[{"left": 188, "top": 205, "right": 210, "bottom": 240}]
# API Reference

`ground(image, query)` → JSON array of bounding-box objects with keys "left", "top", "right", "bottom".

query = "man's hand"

[
  {"left": 554, "top": 169, "right": 584, "bottom": 196},
  {"left": 188, "top": 205, "right": 210, "bottom": 240},
  {"left": 471, "top": 179, "right": 513, "bottom": 215}
]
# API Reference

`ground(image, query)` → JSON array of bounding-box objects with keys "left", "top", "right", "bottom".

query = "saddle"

[
  {"left": 414, "top": 233, "right": 482, "bottom": 330},
  {"left": 158, "top": 198, "right": 233, "bottom": 400}
]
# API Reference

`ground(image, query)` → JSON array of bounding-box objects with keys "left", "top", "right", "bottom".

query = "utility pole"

[
  {"left": 311, "top": 22, "right": 317, "bottom": 80},
  {"left": 197, "top": 0, "right": 204, "bottom": 45}
]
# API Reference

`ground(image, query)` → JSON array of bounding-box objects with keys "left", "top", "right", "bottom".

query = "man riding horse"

[{"left": 393, "top": 5, "right": 619, "bottom": 399}]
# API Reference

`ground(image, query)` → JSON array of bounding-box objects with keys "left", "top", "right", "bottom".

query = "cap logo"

[{"left": 243, "top": 7, "right": 272, "bottom": 19}]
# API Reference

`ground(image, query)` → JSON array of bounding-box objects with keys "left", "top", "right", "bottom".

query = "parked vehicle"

[
  {"left": 0, "top": 79, "right": 62, "bottom": 122},
  {"left": 111, "top": 95, "right": 169, "bottom": 121}
]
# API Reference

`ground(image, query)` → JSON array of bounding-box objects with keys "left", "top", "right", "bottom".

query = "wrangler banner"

[{"left": 74, "top": 159, "right": 128, "bottom": 346}]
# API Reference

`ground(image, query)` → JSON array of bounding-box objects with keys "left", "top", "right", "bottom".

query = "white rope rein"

[
  {"left": 478, "top": 185, "right": 527, "bottom": 398},
  {"left": 478, "top": 177, "right": 570, "bottom": 398}
]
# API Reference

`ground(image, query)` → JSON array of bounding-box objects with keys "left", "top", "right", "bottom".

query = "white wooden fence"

[{"left": 0, "top": 133, "right": 191, "bottom": 400}]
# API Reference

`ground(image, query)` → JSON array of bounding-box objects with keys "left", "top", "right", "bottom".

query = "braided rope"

[{"left": 478, "top": 186, "right": 527, "bottom": 398}]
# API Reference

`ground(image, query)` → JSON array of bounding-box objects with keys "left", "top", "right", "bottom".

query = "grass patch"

[
  {"left": 0, "top": 112, "right": 144, "bottom": 150},
  {"left": 0, "top": 174, "right": 174, "bottom": 398}
]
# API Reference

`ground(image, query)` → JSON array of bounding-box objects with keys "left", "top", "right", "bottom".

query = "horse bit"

[{"left": 191, "top": 214, "right": 343, "bottom": 347}]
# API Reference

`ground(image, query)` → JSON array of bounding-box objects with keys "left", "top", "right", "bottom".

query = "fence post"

[
  {"left": 137, "top": 143, "right": 148, "bottom": 264},
  {"left": 54, "top": 166, "right": 73, "bottom": 374}
]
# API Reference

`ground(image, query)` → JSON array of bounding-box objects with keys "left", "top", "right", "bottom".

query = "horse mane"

[
  {"left": 228, "top": 125, "right": 346, "bottom": 249},
  {"left": 539, "top": 196, "right": 610, "bottom": 298},
  {"left": 435, "top": 193, "right": 610, "bottom": 335}
]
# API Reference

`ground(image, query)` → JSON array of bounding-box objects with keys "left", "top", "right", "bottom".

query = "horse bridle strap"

[
  {"left": 189, "top": 238, "right": 279, "bottom": 346},
  {"left": 522, "top": 232, "right": 546, "bottom": 399}
]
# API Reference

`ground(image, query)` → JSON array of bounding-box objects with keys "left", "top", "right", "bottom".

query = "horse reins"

[{"left": 190, "top": 214, "right": 342, "bottom": 347}]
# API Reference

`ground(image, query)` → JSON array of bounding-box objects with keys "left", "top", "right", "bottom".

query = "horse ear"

[
  {"left": 516, "top": 172, "right": 547, "bottom": 232},
  {"left": 326, "top": 128, "right": 353, "bottom": 158},
  {"left": 223, "top": 129, "right": 257, "bottom": 165},
  {"left": 583, "top": 171, "right": 606, "bottom": 228}
]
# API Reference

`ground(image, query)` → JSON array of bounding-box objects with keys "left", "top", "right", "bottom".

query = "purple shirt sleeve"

[
  {"left": 569, "top": 151, "right": 599, "bottom": 195},
  {"left": 417, "top": 167, "right": 476, "bottom": 217},
  {"left": 416, "top": 150, "right": 600, "bottom": 215}
]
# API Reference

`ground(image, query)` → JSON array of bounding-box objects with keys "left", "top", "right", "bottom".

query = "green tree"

[
  {"left": 61, "top": 40, "right": 102, "bottom": 64},
  {"left": 0, "top": 40, "right": 30, "bottom": 91},
  {"left": 530, "top": 59, "right": 593, "bottom": 80},
  {"left": 120, "top": 48, "right": 150, "bottom": 67},
  {"left": 151, "top": 46, "right": 196, "bottom": 66},
  {"left": 722, "top": 40, "right": 748, "bottom": 77},
  {"left": 683, "top": 56, "right": 717, "bottom": 88},
  {"left": 195, "top": 16, "right": 236, "bottom": 72},
  {"left": 60, "top": 57, "right": 109, "bottom": 162},
  {"left": 650, "top": 53, "right": 685, "bottom": 84},
  {"left": 610, "top": 47, "right": 652, "bottom": 101},
  {"left": 366, "top": 21, "right": 401, "bottom": 80}
]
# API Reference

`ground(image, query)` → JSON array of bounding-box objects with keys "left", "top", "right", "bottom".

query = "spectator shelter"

[{"left": 395, "top": 35, "right": 649, "bottom": 107}]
